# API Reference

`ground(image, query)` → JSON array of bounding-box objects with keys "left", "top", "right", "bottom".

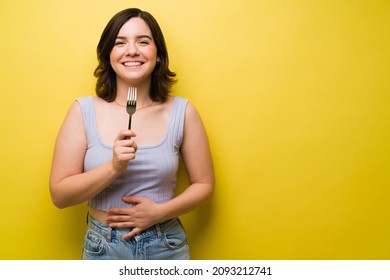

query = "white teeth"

[{"left": 124, "top": 61, "right": 142, "bottom": 67}]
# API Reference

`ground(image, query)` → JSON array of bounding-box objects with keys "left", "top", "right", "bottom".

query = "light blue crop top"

[{"left": 76, "top": 96, "right": 188, "bottom": 211}]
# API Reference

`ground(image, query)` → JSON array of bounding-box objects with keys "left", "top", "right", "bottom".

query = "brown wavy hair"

[{"left": 94, "top": 8, "right": 176, "bottom": 102}]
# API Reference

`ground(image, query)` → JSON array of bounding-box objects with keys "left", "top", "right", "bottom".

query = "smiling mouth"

[{"left": 123, "top": 61, "right": 143, "bottom": 67}]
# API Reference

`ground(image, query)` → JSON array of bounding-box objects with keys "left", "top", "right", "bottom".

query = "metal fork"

[{"left": 126, "top": 87, "right": 137, "bottom": 130}]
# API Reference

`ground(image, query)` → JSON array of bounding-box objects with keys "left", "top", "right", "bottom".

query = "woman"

[{"left": 49, "top": 8, "right": 214, "bottom": 260}]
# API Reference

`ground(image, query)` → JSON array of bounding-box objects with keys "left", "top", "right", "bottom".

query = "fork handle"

[{"left": 128, "top": 116, "right": 132, "bottom": 130}]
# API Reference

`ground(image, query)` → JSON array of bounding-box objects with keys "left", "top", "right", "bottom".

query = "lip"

[{"left": 122, "top": 61, "right": 144, "bottom": 67}]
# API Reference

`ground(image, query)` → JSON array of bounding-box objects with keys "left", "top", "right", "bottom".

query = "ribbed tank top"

[{"left": 76, "top": 96, "right": 188, "bottom": 210}]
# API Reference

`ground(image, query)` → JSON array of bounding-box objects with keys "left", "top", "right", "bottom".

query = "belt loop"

[
  {"left": 106, "top": 227, "right": 112, "bottom": 242},
  {"left": 155, "top": 223, "right": 163, "bottom": 237}
]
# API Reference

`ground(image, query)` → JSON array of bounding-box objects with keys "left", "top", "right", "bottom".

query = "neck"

[
  {"left": 114, "top": 83, "right": 153, "bottom": 108},
  {"left": 116, "top": 77, "right": 151, "bottom": 99}
]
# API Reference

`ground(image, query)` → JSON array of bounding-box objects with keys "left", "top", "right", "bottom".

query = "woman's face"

[{"left": 110, "top": 17, "right": 158, "bottom": 87}]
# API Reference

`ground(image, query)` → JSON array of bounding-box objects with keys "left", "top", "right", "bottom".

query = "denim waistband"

[{"left": 87, "top": 213, "right": 179, "bottom": 242}]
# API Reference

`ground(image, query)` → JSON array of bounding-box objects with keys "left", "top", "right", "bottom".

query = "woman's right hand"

[{"left": 112, "top": 130, "right": 138, "bottom": 173}]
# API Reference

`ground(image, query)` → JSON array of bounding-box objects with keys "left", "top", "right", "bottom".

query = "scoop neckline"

[{"left": 90, "top": 96, "right": 177, "bottom": 150}]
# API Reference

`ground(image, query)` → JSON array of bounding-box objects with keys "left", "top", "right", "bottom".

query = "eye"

[
  {"left": 138, "top": 40, "right": 150, "bottom": 45},
  {"left": 114, "top": 41, "right": 126, "bottom": 46}
]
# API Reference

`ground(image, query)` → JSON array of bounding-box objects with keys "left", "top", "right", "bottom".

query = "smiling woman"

[
  {"left": 49, "top": 7, "right": 215, "bottom": 260},
  {"left": 94, "top": 8, "right": 176, "bottom": 104},
  {"left": 109, "top": 18, "right": 159, "bottom": 91}
]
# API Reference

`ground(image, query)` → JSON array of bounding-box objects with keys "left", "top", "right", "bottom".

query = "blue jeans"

[{"left": 82, "top": 214, "right": 190, "bottom": 260}]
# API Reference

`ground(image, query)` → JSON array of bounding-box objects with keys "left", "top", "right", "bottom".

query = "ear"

[{"left": 156, "top": 57, "right": 161, "bottom": 64}]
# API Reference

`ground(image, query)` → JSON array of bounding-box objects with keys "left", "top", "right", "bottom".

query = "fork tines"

[
  {"left": 126, "top": 87, "right": 137, "bottom": 130},
  {"left": 127, "top": 87, "right": 137, "bottom": 107}
]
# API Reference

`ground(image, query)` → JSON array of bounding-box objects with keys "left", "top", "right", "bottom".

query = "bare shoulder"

[
  {"left": 66, "top": 96, "right": 94, "bottom": 122},
  {"left": 68, "top": 99, "right": 82, "bottom": 116},
  {"left": 184, "top": 100, "right": 203, "bottom": 124},
  {"left": 57, "top": 99, "right": 85, "bottom": 143},
  {"left": 164, "top": 95, "right": 175, "bottom": 108},
  {"left": 91, "top": 95, "right": 108, "bottom": 108},
  {"left": 182, "top": 100, "right": 208, "bottom": 142}
]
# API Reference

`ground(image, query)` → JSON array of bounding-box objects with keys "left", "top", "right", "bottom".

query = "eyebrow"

[{"left": 116, "top": 35, "right": 153, "bottom": 40}]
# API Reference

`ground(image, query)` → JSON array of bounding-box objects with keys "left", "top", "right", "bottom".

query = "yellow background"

[{"left": 1, "top": 0, "right": 389, "bottom": 259}]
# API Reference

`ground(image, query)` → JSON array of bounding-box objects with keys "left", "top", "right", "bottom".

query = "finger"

[
  {"left": 122, "top": 228, "right": 142, "bottom": 240},
  {"left": 106, "top": 214, "right": 131, "bottom": 223},
  {"left": 115, "top": 130, "right": 136, "bottom": 141},
  {"left": 116, "top": 147, "right": 137, "bottom": 155},
  {"left": 109, "top": 221, "right": 135, "bottom": 228},
  {"left": 113, "top": 149, "right": 136, "bottom": 162},
  {"left": 132, "top": 141, "right": 138, "bottom": 152},
  {"left": 107, "top": 207, "right": 130, "bottom": 215},
  {"left": 114, "top": 139, "right": 137, "bottom": 150},
  {"left": 121, "top": 138, "right": 137, "bottom": 148}
]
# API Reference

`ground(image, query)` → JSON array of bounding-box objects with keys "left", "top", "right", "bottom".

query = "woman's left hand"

[{"left": 106, "top": 196, "right": 164, "bottom": 240}]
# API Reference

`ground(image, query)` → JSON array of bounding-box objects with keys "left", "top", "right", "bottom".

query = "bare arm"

[{"left": 49, "top": 101, "right": 137, "bottom": 208}]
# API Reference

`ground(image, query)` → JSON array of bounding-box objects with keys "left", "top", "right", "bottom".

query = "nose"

[{"left": 125, "top": 42, "right": 139, "bottom": 56}]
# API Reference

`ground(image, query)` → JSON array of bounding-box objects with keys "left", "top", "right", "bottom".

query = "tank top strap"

[
  {"left": 168, "top": 96, "right": 188, "bottom": 152},
  {"left": 76, "top": 96, "right": 98, "bottom": 149}
]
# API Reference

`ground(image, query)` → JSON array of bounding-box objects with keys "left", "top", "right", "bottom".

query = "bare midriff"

[{"left": 88, "top": 207, "right": 109, "bottom": 224}]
